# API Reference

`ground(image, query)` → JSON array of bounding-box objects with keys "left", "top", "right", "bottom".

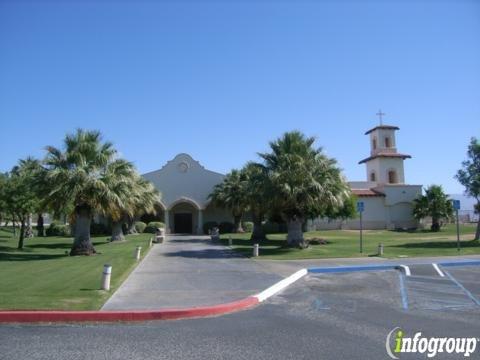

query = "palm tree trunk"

[
  {"left": 250, "top": 213, "right": 266, "bottom": 242},
  {"left": 233, "top": 214, "right": 244, "bottom": 233},
  {"left": 287, "top": 216, "right": 306, "bottom": 248},
  {"left": 37, "top": 213, "right": 44, "bottom": 237},
  {"left": 18, "top": 217, "right": 26, "bottom": 249},
  {"left": 475, "top": 217, "right": 480, "bottom": 241},
  {"left": 431, "top": 216, "right": 440, "bottom": 232},
  {"left": 111, "top": 220, "right": 125, "bottom": 241},
  {"left": 71, "top": 205, "right": 96, "bottom": 256},
  {"left": 126, "top": 216, "right": 137, "bottom": 234}
]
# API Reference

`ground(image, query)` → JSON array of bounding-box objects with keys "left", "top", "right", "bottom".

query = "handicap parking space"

[
  {"left": 404, "top": 263, "right": 480, "bottom": 311},
  {"left": 268, "top": 270, "right": 405, "bottom": 317},
  {"left": 439, "top": 265, "right": 480, "bottom": 305}
]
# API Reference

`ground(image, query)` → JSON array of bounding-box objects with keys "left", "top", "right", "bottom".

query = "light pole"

[{"left": 357, "top": 201, "right": 365, "bottom": 253}]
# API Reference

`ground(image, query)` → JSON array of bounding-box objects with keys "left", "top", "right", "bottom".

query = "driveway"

[{"left": 102, "top": 235, "right": 281, "bottom": 310}]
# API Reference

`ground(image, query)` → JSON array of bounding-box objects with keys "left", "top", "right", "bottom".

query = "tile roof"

[
  {"left": 351, "top": 189, "right": 385, "bottom": 197},
  {"left": 365, "top": 125, "right": 400, "bottom": 135},
  {"left": 358, "top": 152, "right": 411, "bottom": 164}
]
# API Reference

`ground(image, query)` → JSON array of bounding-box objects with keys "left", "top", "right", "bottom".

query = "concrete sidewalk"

[{"left": 102, "top": 235, "right": 281, "bottom": 310}]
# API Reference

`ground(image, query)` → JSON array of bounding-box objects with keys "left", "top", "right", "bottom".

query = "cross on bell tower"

[{"left": 376, "top": 109, "right": 386, "bottom": 125}]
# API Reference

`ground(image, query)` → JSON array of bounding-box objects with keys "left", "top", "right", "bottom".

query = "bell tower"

[{"left": 359, "top": 114, "right": 411, "bottom": 185}]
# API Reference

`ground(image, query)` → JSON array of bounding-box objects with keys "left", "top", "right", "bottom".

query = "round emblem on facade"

[{"left": 178, "top": 161, "right": 189, "bottom": 173}]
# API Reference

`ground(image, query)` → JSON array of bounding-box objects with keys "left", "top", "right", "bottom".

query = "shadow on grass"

[
  {"left": 0, "top": 252, "right": 66, "bottom": 261},
  {"left": 391, "top": 240, "right": 480, "bottom": 249},
  {"left": 168, "top": 238, "right": 212, "bottom": 244},
  {"left": 27, "top": 242, "right": 72, "bottom": 250}
]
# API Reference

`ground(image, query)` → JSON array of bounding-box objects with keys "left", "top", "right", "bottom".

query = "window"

[
  {"left": 388, "top": 170, "right": 397, "bottom": 184},
  {"left": 372, "top": 137, "right": 377, "bottom": 150},
  {"left": 370, "top": 172, "right": 376, "bottom": 182},
  {"left": 385, "top": 137, "right": 391, "bottom": 148}
]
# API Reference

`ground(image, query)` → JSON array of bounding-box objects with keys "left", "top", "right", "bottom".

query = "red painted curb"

[{"left": 0, "top": 296, "right": 259, "bottom": 323}]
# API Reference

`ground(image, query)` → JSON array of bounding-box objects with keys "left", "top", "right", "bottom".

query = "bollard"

[
  {"left": 378, "top": 243, "right": 384, "bottom": 256},
  {"left": 228, "top": 236, "right": 232, "bottom": 247},
  {"left": 253, "top": 243, "right": 259, "bottom": 257},
  {"left": 135, "top": 246, "right": 142, "bottom": 261},
  {"left": 149, "top": 237, "right": 153, "bottom": 247},
  {"left": 102, "top": 264, "right": 112, "bottom": 291}
]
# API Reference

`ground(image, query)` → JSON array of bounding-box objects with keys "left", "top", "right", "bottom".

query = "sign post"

[
  {"left": 357, "top": 201, "right": 365, "bottom": 253},
  {"left": 453, "top": 200, "right": 461, "bottom": 251}
]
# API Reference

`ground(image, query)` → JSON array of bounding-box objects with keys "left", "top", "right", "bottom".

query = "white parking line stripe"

[
  {"left": 432, "top": 263, "right": 445, "bottom": 277},
  {"left": 254, "top": 269, "right": 308, "bottom": 302}
]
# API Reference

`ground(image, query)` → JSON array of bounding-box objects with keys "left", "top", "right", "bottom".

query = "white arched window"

[{"left": 370, "top": 171, "right": 376, "bottom": 182}]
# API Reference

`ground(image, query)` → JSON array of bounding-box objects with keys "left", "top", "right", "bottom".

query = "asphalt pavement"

[{"left": 2, "top": 264, "right": 480, "bottom": 359}]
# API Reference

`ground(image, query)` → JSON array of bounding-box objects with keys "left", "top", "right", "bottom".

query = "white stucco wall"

[
  {"left": 369, "top": 128, "right": 397, "bottom": 155},
  {"left": 366, "top": 157, "right": 405, "bottom": 184},
  {"left": 142, "top": 153, "right": 225, "bottom": 210}
]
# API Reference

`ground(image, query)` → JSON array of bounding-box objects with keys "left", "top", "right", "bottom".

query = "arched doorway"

[{"left": 167, "top": 198, "right": 203, "bottom": 234}]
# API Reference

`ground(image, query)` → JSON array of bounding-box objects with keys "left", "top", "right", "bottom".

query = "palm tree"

[
  {"left": 208, "top": 169, "right": 247, "bottom": 233},
  {"left": 413, "top": 185, "right": 453, "bottom": 232},
  {"left": 259, "top": 131, "right": 351, "bottom": 247},
  {"left": 110, "top": 172, "right": 160, "bottom": 242},
  {"left": 242, "top": 162, "right": 271, "bottom": 242},
  {"left": 43, "top": 129, "right": 141, "bottom": 255}
]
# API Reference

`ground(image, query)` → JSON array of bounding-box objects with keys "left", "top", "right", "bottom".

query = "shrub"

[
  {"left": 144, "top": 221, "right": 165, "bottom": 233},
  {"left": 219, "top": 222, "right": 234, "bottom": 234},
  {"left": 90, "top": 222, "right": 111, "bottom": 236},
  {"left": 242, "top": 221, "right": 253, "bottom": 232},
  {"left": 203, "top": 221, "right": 218, "bottom": 235},
  {"left": 45, "top": 222, "right": 71, "bottom": 237},
  {"left": 135, "top": 221, "right": 147, "bottom": 233}
]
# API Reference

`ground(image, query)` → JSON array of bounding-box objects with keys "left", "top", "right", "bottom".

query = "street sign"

[
  {"left": 453, "top": 200, "right": 461, "bottom": 210},
  {"left": 357, "top": 201, "right": 365, "bottom": 213}
]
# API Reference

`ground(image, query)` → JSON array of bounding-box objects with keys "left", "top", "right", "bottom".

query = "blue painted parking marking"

[
  {"left": 398, "top": 272, "right": 409, "bottom": 310},
  {"left": 439, "top": 260, "right": 480, "bottom": 268},
  {"left": 444, "top": 270, "right": 480, "bottom": 307},
  {"left": 308, "top": 264, "right": 397, "bottom": 274}
]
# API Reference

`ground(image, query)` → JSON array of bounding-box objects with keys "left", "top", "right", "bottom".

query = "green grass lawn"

[
  {"left": 0, "top": 228, "right": 153, "bottom": 310},
  {"left": 221, "top": 224, "right": 480, "bottom": 260}
]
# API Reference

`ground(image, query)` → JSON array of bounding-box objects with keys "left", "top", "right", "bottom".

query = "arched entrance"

[{"left": 167, "top": 198, "right": 203, "bottom": 234}]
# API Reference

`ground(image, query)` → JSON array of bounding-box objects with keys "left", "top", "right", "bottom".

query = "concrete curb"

[
  {"left": 0, "top": 297, "right": 259, "bottom": 324},
  {"left": 397, "top": 265, "right": 411, "bottom": 277},
  {"left": 2, "top": 259, "right": 479, "bottom": 324},
  {"left": 0, "top": 269, "right": 309, "bottom": 324}
]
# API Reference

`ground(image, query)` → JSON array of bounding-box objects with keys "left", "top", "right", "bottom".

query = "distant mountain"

[{"left": 449, "top": 194, "right": 477, "bottom": 211}]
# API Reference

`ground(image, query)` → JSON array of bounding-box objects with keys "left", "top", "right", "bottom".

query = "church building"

[{"left": 143, "top": 123, "right": 422, "bottom": 233}]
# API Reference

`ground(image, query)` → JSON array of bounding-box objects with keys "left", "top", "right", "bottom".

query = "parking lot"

[{"left": 1, "top": 263, "right": 479, "bottom": 360}]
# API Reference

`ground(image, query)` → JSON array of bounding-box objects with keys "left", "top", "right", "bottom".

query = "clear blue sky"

[{"left": 0, "top": 0, "right": 479, "bottom": 194}]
